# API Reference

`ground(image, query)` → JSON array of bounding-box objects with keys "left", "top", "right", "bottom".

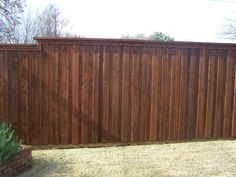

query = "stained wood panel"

[
  {"left": 169, "top": 48, "right": 181, "bottom": 140},
  {"left": 121, "top": 46, "right": 131, "bottom": 142},
  {"left": 149, "top": 48, "right": 161, "bottom": 141},
  {"left": 223, "top": 50, "right": 235, "bottom": 138},
  {"left": 101, "top": 46, "right": 110, "bottom": 143},
  {"left": 0, "top": 51, "right": 6, "bottom": 121},
  {"left": 71, "top": 46, "right": 79, "bottom": 144},
  {"left": 187, "top": 49, "right": 199, "bottom": 139},
  {"left": 214, "top": 50, "right": 226, "bottom": 138},
  {"left": 178, "top": 49, "right": 189, "bottom": 140},
  {"left": 130, "top": 47, "right": 142, "bottom": 142},
  {"left": 109, "top": 47, "right": 120, "bottom": 142},
  {"left": 8, "top": 52, "right": 19, "bottom": 132},
  {"left": 1, "top": 38, "right": 236, "bottom": 145},
  {"left": 140, "top": 47, "right": 151, "bottom": 142},
  {"left": 91, "top": 46, "right": 100, "bottom": 143},
  {"left": 196, "top": 49, "right": 209, "bottom": 139},
  {"left": 18, "top": 52, "right": 29, "bottom": 143},
  {"left": 38, "top": 46, "right": 49, "bottom": 145},
  {"left": 58, "top": 45, "right": 69, "bottom": 144},
  {"left": 48, "top": 45, "right": 59, "bottom": 144}
]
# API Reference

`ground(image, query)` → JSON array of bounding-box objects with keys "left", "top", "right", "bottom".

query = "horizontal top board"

[{"left": 0, "top": 37, "right": 236, "bottom": 51}]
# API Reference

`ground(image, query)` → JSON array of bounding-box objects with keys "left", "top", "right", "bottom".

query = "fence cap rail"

[
  {"left": 34, "top": 37, "right": 236, "bottom": 49},
  {"left": 0, "top": 43, "right": 39, "bottom": 51},
  {"left": 1, "top": 37, "right": 236, "bottom": 50}
]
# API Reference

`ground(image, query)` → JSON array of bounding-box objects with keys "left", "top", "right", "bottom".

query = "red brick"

[{"left": 0, "top": 145, "right": 32, "bottom": 177}]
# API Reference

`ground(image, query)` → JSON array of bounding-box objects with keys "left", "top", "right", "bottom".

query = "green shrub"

[{"left": 0, "top": 122, "right": 21, "bottom": 163}]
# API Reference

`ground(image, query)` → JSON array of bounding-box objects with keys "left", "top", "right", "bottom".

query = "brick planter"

[{"left": 0, "top": 145, "right": 32, "bottom": 177}]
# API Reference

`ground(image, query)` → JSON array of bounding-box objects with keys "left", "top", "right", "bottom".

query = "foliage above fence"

[{"left": 0, "top": 38, "right": 236, "bottom": 145}]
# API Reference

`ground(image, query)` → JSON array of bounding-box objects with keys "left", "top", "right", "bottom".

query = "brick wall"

[{"left": 0, "top": 145, "right": 32, "bottom": 177}]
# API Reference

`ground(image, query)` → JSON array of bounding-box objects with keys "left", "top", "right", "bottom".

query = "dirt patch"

[{"left": 18, "top": 140, "right": 236, "bottom": 177}]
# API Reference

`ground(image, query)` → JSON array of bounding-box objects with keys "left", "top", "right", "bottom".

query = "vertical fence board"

[
  {"left": 168, "top": 48, "right": 175, "bottom": 141},
  {"left": 130, "top": 47, "right": 142, "bottom": 142},
  {"left": 121, "top": 47, "right": 131, "bottom": 142},
  {"left": 81, "top": 46, "right": 89, "bottom": 143},
  {"left": 109, "top": 47, "right": 120, "bottom": 142},
  {"left": 178, "top": 49, "right": 189, "bottom": 139},
  {"left": 8, "top": 52, "right": 19, "bottom": 133},
  {"left": 91, "top": 46, "right": 100, "bottom": 143},
  {"left": 88, "top": 46, "right": 93, "bottom": 143},
  {"left": 0, "top": 51, "right": 4, "bottom": 121},
  {"left": 169, "top": 48, "right": 181, "bottom": 140},
  {"left": 0, "top": 51, "right": 8, "bottom": 122},
  {"left": 58, "top": 45, "right": 69, "bottom": 144},
  {"left": 205, "top": 50, "right": 217, "bottom": 138},
  {"left": 77, "top": 46, "right": 83, "bottom": 144},
  {"left": 223, "top": 50, "right": 235, "bottom": 138},
  {"left": 28, "top": 53, "right": 32, "bottom": 143},
  {"left": 48, "top": 45, "right": 59, "bottom": 144},
  {"left": 68, "top": 47, "right": 73, "bottom": 144},
  {"left": 28, "top": 52, "right": 39, "bottom": 145},
  {"left": 196, "top": 49, "right": 208, "bottom": 139},
  {"left": 173, "top": 49, "right": 181, "bottom": 140},
  {"left": 186, "top": 49, "right": 199, "bottom": 139},
  {"left": 2, "top": 52, "right": 8, "bottom": 122},
  {"left": 214, "top": 50, "right": 226, "bottom": 138},
  {"left": 18, "top": 52, "right": 29, "bottom": 143},
  {"left": 39, "top": 47, "right": 49, "bottom": 145},
  {"left": 140, "top": 47, "right": 150, "bottom": 142},
  {"left": 101, "top": 46, "right": 110, "bottom": 143},
  {"left": 71, "top": 46, "right": 79, "bottom": 144},
  {"left": 156, "top": 48, "right": 162, "bottom": 141},
  {"left": 149, "top": 48, "right": 160, "bottom": 141},
  {"left": 123, "top": 47, "right": 129, "bottom": 142},
  {"left": 232, "top": 54, "right": 236, "bottom": 137}
]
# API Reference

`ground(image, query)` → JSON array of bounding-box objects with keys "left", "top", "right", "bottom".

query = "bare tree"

[
  {"left": 14, "top": 10, "right": 40, "bottom": 43},
  {"left": 221, "top": 19, "right": 236, "bottom": 41},
  {"left": 0, "top": 0, "right": 25, "bottom": 43},
  {"left": 36, "top": 4, "right": 69, "bottom": 37},
  {"left": 13, "top": 4, "right": 78, "bottom": 43},
  {"left": 122, "top": 33, "right": 146, "bottom": 39},
  {"left": 122, "top": 32, "right": 174, "bottom": 41}
]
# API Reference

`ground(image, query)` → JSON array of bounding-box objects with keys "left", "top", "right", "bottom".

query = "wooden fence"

[{"left": 0, "top": 38, "right": 236, "bottom": 145}]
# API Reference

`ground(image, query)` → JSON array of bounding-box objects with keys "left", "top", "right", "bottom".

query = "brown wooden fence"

[{"left": 0, "top": 38, "right": 236, "bottom": 145}]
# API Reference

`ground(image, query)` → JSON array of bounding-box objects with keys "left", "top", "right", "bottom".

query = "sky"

[{"left": 25, "top": 0, "right": 236, "bottom": 43}]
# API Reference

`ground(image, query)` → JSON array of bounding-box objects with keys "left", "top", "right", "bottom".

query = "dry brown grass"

[{"left": 18, "top": 140, "right": 236, "bottom": 177}]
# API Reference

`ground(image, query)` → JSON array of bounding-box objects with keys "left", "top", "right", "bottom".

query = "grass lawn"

[{"left": 18, "top": 140, "right": 236, "bottom": 177}]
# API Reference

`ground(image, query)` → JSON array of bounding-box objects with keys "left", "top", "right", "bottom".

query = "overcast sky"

[{"left": 26, "top": 0, "right": 236, "bottom": 43}]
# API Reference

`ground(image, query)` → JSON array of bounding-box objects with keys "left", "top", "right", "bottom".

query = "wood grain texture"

[
  {"left": 8, "top": 52, "right": 19, "bottom": 133},
  {"left": 0, "top": 52, "right": 4, "bottom": 120},
  {"left": 214, "top": 50, "right": 226, "bottom": 138},
  {"left": 1, "top": 39, "right": 236, "bottom": 145},
  {"left": 18, "top": 52, "right": 29, "bottom": 143},
  {"left": 71, "top": 46, "right": 79, "bottom": 144},
  {"left": 58, "top": 45, "right": 69, "bottom": 144},
  {"left": 149, "top": 48, "right": 160, "bottom": 141},
  {"left": 169, "top": 48, "right": 181, "bottom": 140},
  {"left": 187, "top": 49, "right": 199, "bottom": 139},
  {"left": 48, "top": 45, "right": 59, "bottom": 144},
  {"left": 101, "top": 46, "right": 110, "bottom": 143},
  {"left": 196, "top": 49, "right": 209, "bottom": 139},
  {"left": 38, "top": 46, "right": 49, "bottom": 145},
  {"left": 0, "top": 51, "right": 6, "bottom": 121},
  {"left": 223, "top": 50, "right": 235, "bottom": 138},
  {"left": 91, "top": 46, "right": 100, "bottom": 143},
  {"left": 121, "top": 46, "right": 130, "bottom": 143},
  {"left": 178, "top": 49, "right": 189, "bottom": 140}
]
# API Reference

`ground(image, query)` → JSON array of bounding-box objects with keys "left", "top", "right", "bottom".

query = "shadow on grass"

[{"left": 17, "top": 154, "right": 72, "bottom": 177}]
